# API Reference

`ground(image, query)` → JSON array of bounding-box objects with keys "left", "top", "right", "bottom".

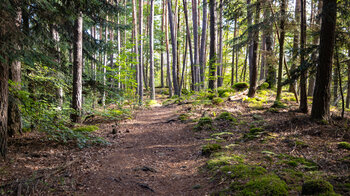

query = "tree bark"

[
  {"left": 161, "top": 0, "right": 166, "bottom": 88},
  {"left": 276, "top": 0, "right": 286, "bottom": 100},
  {"left": 132, "top": 0, "right": 139, "bottom": 94},
  {"left": 139, "top": 0, "right": 144, "bottom": 104},
  {"left": 199, "top": 0, "right": 208, "bottom": 88},
  {"left": 299, "top": 0, "right": 308, "bottom": 113},
  {"left": 208, "top": 0, "right": 217, "bottom": 91},
  {"left": 0, "top": 51, "right": 9, "bottom": 158},
  {"left": 150, "top": 0, "right": 155, "bottom": 100},
  {"left": 71, "top": 12, "right": 83, "bottom": 123},
  {"left": 217, "top": 0, "right": 224, "bottom": 87},
  {"left": 248, "top": 0, "right": 260, "bottom": 97},
  {"left": 192, "top": 0, "right": 199, "bottom": 91},
  {"left": 265, "top": 0, "right": 275, "bottom": 89},
  {"left": 168, "top": 0, "right": 180, "bottom": 96},
  {"left": 311, "top": 0, "right": 337, "bottom": 120},
  {"left": 183, "top": 0, "right": 194, "bottom": 91},
  {"left": 347, "top": 48, "right": 350, "bottom": 108},
  {"left": 165, "top": 0, "right": 173, "bottom": 97}
]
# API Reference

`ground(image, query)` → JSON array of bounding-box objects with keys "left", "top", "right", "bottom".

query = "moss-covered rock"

[
  {"left": 232, "top": 82, "right": 249, "bottom": 91},
  {"left": 212, "top": 97, "right": 224, "bottom": 105},
  {"left": 73, "top": 125, "right": 99, "bottom": 132},
  {"left": 220, "top": 164, "right": 267, "bottom": 179},
  {"left": 194, "top": 117, "right": 213, "bottom": 131},
  {"left": 338, "top": 142, "right": 350, "bottom": 150},
  {"left": 240, "top": 174, "right": 288, "bottom": 196},
  {"left": 207, "top": 154, "right": 244, "bottom": 169},
  {"left": 202, "top": 143, "right": 222, "bottom": 156},
  {"left": 302, "top": 179, "right": 335, "bottom": 195},
  {"left": 216, "top": 112, "right": 237, "bottom": 122}
]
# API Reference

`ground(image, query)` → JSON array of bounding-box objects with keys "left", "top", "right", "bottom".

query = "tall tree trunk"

[
  {"left": 199, "top": 0, "right": 208, "bottom": 88},
  {"left": 165, "top": 0, "right": 173, "bottom": 97},
  {"left": 231, "top": 17, "right": 237, "bottom": 86},
  {"left": 161, "top": 0, "right": 166, "bottom": 88},
  {"left": 102, "top": 22, "right": 108, "bottom": 107},
  {"left": 217, "top": 0, "right": 224, "bottom": 87},
  {"left": 311, "top": 0, "right": 337, "bottom": 120},
  {"left": 208, "top": 0, "right": 217, "bottom": 91},
  {"left": 346, "top": 48, "right": 350, "bottom": 108},
  {"left": 265, "top": 0, "right": 275, "bottom": 89},
  {"left": 0, "top": 53, "right": 8, "bottom": 158},
  {"left": 247, "top": 0, "right": 260, "bottom": 97},
  {"left": 299, "top": 0, "right": 308, "bottom": 113},
  {"left": 8, "top": 9, "right": 22, "bottom": 137},
  {"left": 150, "top": 0, "right": 155, "bottom": 100},
  {"left": 71, "top": 12, "right": 83, "bottom": 123},
  {"left": 132, "top": 0, "right": 139, "bottom": 94},
  {"left": 289, "top": 0, "right": 301, "bottom": 92},
  {"left": 183, "top": 0, "right": 194, "bottom": 91},
  {"left": 276, "top": 0, "right": 286, "bottom": 100},
  {"left": 168, "top": 0, "right": 180, "bottom": 96},
  {"left": 139, "top": 0, "right": 144, "bottom": 104},
  {"left": 192, "top": 0, "right": 199, "bottom": 91}
]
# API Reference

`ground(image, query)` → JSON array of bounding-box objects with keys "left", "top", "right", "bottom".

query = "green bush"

[
  {"left": 232, "top": 82, "right": 249, "bottom": 91},
  {"left": 218, "top": 88, "right": 232, "bottom": 97},
  {"left": 181, "top": 88, "right": 191, "bottom": 95}
]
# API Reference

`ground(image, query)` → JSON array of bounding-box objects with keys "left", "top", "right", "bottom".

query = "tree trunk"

[
  {"left": 199, "top": 0, "right": 208, "bottom": 89},
  {"left": 265, "top": 1, "right": 275, "bottom": 89},
  {"left": 102, "top": 22, "right": 108, "bottom": 107},
  {"left": 217, "top": 0, "right": 224, "bottom": 87},
  {"left": 168, "top": 0, "right": 180, "bottom": 96},
  {"left": 165, "top": 0, "right": 173, "bottom": 97},
  {"left": 347, "top": 48, "right": 350, "bottom": 108},
  {"left": 150, "top": 0, "right": 155, "bottom": 100},
  {"left": 289, "top": 0, "right": 301, "bottom": 92},
  {"left": 299, "top": 0, "right": 308, "bottom": 113},
  {"left": 132, "top": 0, "right": 139, "bottom": 94},
  {"left": 0, "top": 52, "right": 9, "bottom": 158},
  {"left": 71, "top": 12, "right": 83, "bottom": 123},
  {"left": 276, "top": 0, "right": 286, "bottom": 100},
  {"left": 161, "top": 0, "right": 165, "bottom": 88},
  {"left": 139, "top": 0, "right": 144, "bottom": 104},
  {"left": 231, "top": 17, "right": 237, "bottom": 86},
  {"left": 208, "top": 0, "right": 217, "bottom": 91},
  {"left": 192, "top": 0, "right": 199, "bottom": 91},
  {"left": 248, "top": 0, "right": 260, "bottom": 97},
  {"left": 8, "top": 9, "right": 22, "bottom": 137},
  {"left": 183, "top": 0, "right": 194, "bottom": 91},
  {"left": 311, "top": 0, "right": 337, "bottom": 120}
]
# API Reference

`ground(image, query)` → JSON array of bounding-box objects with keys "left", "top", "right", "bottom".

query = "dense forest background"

[{"left": 1, "top": 0, "right": 350, "bottom": 194}]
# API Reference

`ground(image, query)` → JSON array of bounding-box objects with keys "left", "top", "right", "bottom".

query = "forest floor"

[{"left": 1, "top": 90, "right": 350, "bottom": 195}]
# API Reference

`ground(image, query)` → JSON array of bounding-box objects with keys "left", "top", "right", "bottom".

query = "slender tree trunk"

[
  {"left": 217, "top": 0, "right": 224, "bottom": 87},
  {"left": 231, "top": 17, "right": 237, "bottom": 86},
  {"left": 265, "top": 1, "right": 275, "bottom": 89},
  {"left": 311, "top": 0, "right": 337, "bottom": 120},
  {"left": 139, "top": 0, "right": 144, "bottom": 104},
  {"left": 192, "top": 0, "right": 199, "bottom": 91},
  {"left": 276, "top": 0, "right": 286, "bottom": 100},
  {"left": 0, "top": 53, "right": 8, "bottom": 158},
  {"left": 102, "top": 21, "right": 108, "bottom": 107},
  {"left": 150, "top": 0, "right": 155, "bottom": 100},
  {"left": 165, "top": 0, "right": 173, "bottom": 97},
  {"left": 183, "top": 0, "right": 194, "bottom": 91},
  {"left": 248, "top": 0, "right": 260, "bottom": 97},
  {"left": 8, "top": 9, "right": 22, "bottom": 137},
  {"left": 168, "top": 0, "right": 180, "bottom": 96},
  {"left": 208, "top": 0, "right": 217, "bottom": 91},
  {"left": 299, "top": 0, "right": 308, "bottom": 113},
  {"left": 132, "top": 0, "right": 139, "bottom": 94},
  {"left": 289, "top": 0, "right": 301, "bottom": 92},
  {"left": 199, "top": 0, "right": 208, "bottom": 88},
  {"left": 161, "top": 0, "right": 166, "bottom": 88},
  {"left": 71, "top": 12, "right": 83, "bottom": 123},
  {"left": 347, "top": 48, "right": 350, "bottom": 108}
]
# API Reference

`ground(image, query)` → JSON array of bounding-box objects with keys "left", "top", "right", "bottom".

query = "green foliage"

[
  {"left": 202, "top": 143, "right": 222, "bottom": 156},
  {"left": 218, "top": 87, "right": 232, "bottom": 97},
  {"left": 232, "top": 82, "right": 249, "bottom": 91},
  {"left": 338, "top": 142, "right": 350, "bottom": 150},
  {"left": 73, "top": 125, "right": 99, "bottom": 133},
  {"left": 239, "top": 174, "right": 288, "bottom": 196},
  {"left": 302, "top": 180, "right": 335, "bottom": 195},
  {"left": 278, "top": 154, "right": 318, "bottom": 171},
  {"left": 258, "top": 82, "right": 269, "bottom": 90},
  {"left": 212, "top": 97, "right": 224, "bottom": 105},
  {"left": 146, "top": 100, "right": 158, "bottom": 106},
  {"left": 194, "top": 117, "right": 213, "bottom": 131},
  {"left": 244, "top": 127, "right": 265, "bottom": 140},
  {"left": 272, "top": 100, "right": 287, "bottom": 108},
  {"left": 181, "top": 88, "right": 191, "bottom": 95},
  {"left": 178, "top": 113, "right": 190, "bottom": 122},
  {"left": 216, "top": 112, "right": 237, "bottom": 122},
  {"left": 97, "top": 108, "right": 132, "bottom": 121}
]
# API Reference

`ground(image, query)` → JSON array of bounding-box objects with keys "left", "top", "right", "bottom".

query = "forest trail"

[{"left": 77, "top": 105, "right": 210, "bottom": 195}]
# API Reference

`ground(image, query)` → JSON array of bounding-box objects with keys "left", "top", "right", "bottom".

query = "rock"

[
  {"left": 125, "top": 129, "right": 130, "bottom": 133},
  {"left": 112, "top": 128, "right": 117, "bottom": 134}
]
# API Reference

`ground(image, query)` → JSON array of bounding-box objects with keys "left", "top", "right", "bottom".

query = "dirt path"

[{"left": 77, "top": 105, "right": 210, "bottom": 195}]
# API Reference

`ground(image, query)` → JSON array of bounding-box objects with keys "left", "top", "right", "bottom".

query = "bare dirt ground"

[{"left": 76, "top": 105, "right": 211, "bottom": 195}]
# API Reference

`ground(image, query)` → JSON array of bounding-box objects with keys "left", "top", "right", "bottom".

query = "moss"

[
  {"left": 221, "top": 92, "right": 231, "bottom": 98},
  {"left": 258, "top": 82, "right": 269, "bottom": 90},
  {"left": 73, "top": 125, "right": 99, "bottom": 132},
  {"left": 202, "top": 143, "right": 222, "bottom": 156},
  {"left": 338, "top": 142, "right": 350, "bottom": 150},
  {"left": 212, "top": 132, "right": 234, "bottom": 137},
  {"left": 268, "top": 108, "right": 279, "bottom": 113},
  {"left": 272, "top": 100, "right": 287, "bottom": 108},
  {"left": 252, "top": 114, "right": 263, "bottom": 120},
  {"left": 181, "top": 88, "right": 191, "bottom": 95},
  {"left": 232, "top": 82, "right": 249, "bottom": 91},
  {"left": 295, "top": 140, "right": 309, "bottom": 148},
  {"left": 278, "top": 154, "right": 318, "bottom": 171},
  {"left": 206, "top": 92, "right": 216, "bottom": 100},
  {"left": 240, "top": 174, "right": 288, "bottom": 196},
  {"left": 218, "top": 88, "right": 232, "bottom": 97},
  {"left": 244, "top": 127, "right": 265, "bottom": 140},
  {"left": 207, "top": 153, "right": 244, "bottom": 169},
  {"left": 212, "top": 97, "right": 224, "bottom": 105},
  {"left": 216, "top": 112, "right": 237, "bottom": 122},
  {"left": 302, "top": 180, "right": 335, "bottom": 195},
  {"left": 194, "top": 117, "right": 213, "bottom": 131},
  {"left": 220, "top": 164, "right": 267, "bottom": 179},
  {"left": 146, "top": 100, "right": 158, "bottom": 106},
  {"left": 178, "top": 113, "right": 190, "bottom": 122}
]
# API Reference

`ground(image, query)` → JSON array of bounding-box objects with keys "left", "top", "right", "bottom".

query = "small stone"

[
  {"left": 125, "top": 129, "right": 130, "bottom": 133},
  {"left": 112, "top": 128, "right": 117, "bottom": 134}
]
